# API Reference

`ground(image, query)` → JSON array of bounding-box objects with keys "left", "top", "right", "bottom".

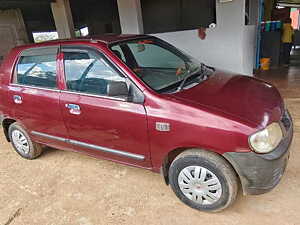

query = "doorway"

[{"left": 257, "top": 1, "right": 300, "bottom": 69}]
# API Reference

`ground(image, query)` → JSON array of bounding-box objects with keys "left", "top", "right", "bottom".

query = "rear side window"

[{"left": 16, "top": 46, "right": 58, "bottom": 89}]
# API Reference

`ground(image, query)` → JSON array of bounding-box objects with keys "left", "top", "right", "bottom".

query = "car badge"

[{"left": 156, "top": 122, "right": 170, "bottom": 132}]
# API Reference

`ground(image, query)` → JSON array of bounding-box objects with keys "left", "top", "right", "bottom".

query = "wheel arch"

[
  {"left": 161, "top": 147, "right": 242, "bottom": 188},
  {"left": 2, "top": 118, "right": 17, "bottom": 142}
]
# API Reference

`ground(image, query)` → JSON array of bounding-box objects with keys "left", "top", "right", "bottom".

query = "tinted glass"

[
  {"left": 16, "top": 53, "right": 57, "bottom": 88},
  {"left": 111, "top": 38, "right": 206, "bottom": 92},
  {"left": 63, "top": 50, "right": 124, "bottom": 96},
  {"left": 127, "top": 41, "right": 185, "bottom": 69},
  {"left": 111, "top": 45, "right": 126, "bottom": 62}
]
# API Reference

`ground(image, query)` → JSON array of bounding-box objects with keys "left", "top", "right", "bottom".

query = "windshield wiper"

[{"left": 176, "top": 63, "right": 205, "bottom": 92}]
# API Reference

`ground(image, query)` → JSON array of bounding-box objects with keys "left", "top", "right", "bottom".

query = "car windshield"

[{"left": 110, "top": 38, "right": 214, "bottom": 93}]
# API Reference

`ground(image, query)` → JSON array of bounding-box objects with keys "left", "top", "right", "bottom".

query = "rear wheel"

[
  {"left": 8, "top": 123, "right": 43, "bottom": 160},
  {"left": 169, "top": 149, "right": 238, "bottom": 212}
]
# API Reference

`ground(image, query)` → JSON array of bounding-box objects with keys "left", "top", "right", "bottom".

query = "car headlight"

[{"left": 249, "top": 123, "right": 283, "bottom": 154}]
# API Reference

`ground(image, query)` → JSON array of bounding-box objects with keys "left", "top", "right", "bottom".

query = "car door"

[
  {"left": 8, "top": 46, "right": 70, "bottom": 150},
  {"left": 59, "top": 45, "right": 151, "bottom": 168}
]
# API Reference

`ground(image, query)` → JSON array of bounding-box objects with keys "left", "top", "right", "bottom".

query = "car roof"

[
  {"left": 79, "top": 34, "right": 150, "bottom": 44},
  {"left": 39, "top": 34, "right": 150, "bottom": 45},
  {"left": 12, "top": 34, "right": 151, "bottom": 51},
  {"left": 7, "top": 34, "right": 156, "bottom": 59}
]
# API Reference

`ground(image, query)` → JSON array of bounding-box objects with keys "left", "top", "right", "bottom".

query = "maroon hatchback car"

[{"left": 0, "top": 35, "right": 293, "bottom": 212}]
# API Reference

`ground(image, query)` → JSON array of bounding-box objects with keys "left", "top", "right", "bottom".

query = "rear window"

[{"left": 15, "top": 46, "right": 58, "bottom": 89}]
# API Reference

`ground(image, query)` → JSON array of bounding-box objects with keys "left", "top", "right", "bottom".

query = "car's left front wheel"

[{"left": 168, "top": 149, "right": 238, "bottom": 212}]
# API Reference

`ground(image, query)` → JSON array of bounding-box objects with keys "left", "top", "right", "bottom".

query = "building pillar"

[
  {"left": 51, "top": 0, "right": 75, "bottom": 39},
  {"left": 0, "top": 9, "right": 29, "bottom": 62},
  {"left": 117, "top": 0, "right": 144, "bottom": 34}
]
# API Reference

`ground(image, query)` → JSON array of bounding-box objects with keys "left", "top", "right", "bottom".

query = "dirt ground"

[{"left": 1, "top": 99, "right": 300, "bottom": 225}]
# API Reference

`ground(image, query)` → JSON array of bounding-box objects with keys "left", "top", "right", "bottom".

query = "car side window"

[
  {"left": 16, "top": 46, "right": 58, "bottom": 89},
  {"left": 63, "top": 48, "right": 125, "bottom": 96}
]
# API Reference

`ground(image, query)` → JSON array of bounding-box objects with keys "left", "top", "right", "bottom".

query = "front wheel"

[{"left": 169, "top": 149, "right": 238, "bottom": 212}]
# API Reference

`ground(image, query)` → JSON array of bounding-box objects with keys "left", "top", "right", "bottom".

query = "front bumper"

[{"left": 224, "top": 110, "right": 293, "bottom": 195}]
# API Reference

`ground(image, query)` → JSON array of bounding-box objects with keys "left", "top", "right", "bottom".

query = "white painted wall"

[
  {"left": 154, "top": 0, "right": 258, "bottom": 76},
  {"left": 0, "top": 9, "right": 29, "bottom": 62},
  {"left": 242, "top": 25, "right": 257, "bottom": 75}
]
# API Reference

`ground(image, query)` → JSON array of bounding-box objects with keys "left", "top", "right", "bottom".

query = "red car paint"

[{"left": 0, "top": 35, "right": 284, "bottom": 174}]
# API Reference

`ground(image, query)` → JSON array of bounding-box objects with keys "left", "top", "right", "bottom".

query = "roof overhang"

[{"left": 0, "top": 0, "right": 55, "bottom": 9}]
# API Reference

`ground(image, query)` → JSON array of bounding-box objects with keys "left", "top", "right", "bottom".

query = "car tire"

[
  {"left": 8, "top": 123, "right": 43, "bottom": 160},
  {"left": 169, "top": 149, "right": 238, "bottom": 212}
]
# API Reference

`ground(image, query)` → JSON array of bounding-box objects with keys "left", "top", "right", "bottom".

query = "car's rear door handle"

[
  {"left": 13, "top": 95, "right": 22, "bottom": 104},
  {"left": 65, "top": 103, "right": 81, "bottom": 115}
]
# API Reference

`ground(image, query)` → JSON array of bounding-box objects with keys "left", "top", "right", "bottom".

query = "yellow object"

[
  {"left": 282, "top": 23, "right": 294, "bottom": 43},
  {"left": 260, "top": 58, "right": 271, "bottom": 70},
  {"left": 264, "top": 0, "right": 274, "bottom": 21}
]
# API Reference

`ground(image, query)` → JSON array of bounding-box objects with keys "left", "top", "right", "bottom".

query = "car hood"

[{"left": 169, "top": 71, "right": 284, "bottom": 127}]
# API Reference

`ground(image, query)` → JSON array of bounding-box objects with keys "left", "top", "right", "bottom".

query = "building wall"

[
  {"left": 86, "top": 0, "right": 121, "bottom": 35},
  {"left": 141, "top": 0, "right": 216, "bottom": 33},
  {"left": 154, "top": 0, "right": 258, "bottom": 75},
  {"left": 0, "top": 9, "right": 29, "bottom": 62},
  {"left": 242, "top": 25, "right": 257, "bottom": 74}
]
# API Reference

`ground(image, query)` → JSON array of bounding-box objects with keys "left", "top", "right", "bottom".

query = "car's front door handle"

[
  {"left": 13, "top": 95, "right": 22, "bottom": 104},
  {"left": 65, "top": 103, "right": 81, "bottom": 115}
]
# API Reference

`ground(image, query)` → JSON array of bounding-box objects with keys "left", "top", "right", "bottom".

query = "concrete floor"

[{"left": 1, "top": 69, "right": 300, "bottom": 225}]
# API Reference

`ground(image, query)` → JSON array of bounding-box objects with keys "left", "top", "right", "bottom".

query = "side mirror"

[{"left": 107, "top": 81, "right": 129, "bottom": 98}]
